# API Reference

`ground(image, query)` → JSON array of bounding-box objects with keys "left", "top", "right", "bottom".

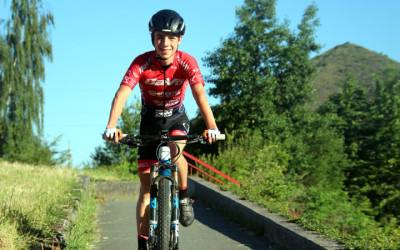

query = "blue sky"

[{"left": 3, "top": 0, "right": 400, "bottom": 167}]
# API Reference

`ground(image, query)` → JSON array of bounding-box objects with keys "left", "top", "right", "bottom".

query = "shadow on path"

[{"left": 185, "top": 200, "right": 281, "bottom": 250}]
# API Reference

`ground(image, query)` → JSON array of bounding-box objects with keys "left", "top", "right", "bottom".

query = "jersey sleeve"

[
  {"left": 188, "top": 64, "right": 205, "bottom": 88},
  {"left": 120, "top": 53, "right": 150, "bottom": 90},
  {"left": 179, "top": 52, "right": 205, "bottom": 88}
]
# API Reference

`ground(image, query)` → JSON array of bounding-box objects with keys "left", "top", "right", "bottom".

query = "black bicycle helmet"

[{"left": 149, "top": 9, "right": 185, "bottom": 35}]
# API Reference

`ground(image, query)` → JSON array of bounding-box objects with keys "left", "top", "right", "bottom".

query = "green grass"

[
  {"left": 81, "top": 163, "right": 139, "bottom": 182},
  {"left": 0, "top": 160, "right": 99, "bottom": 249},
  {"left": 66, "top": 188, "right": 99, "bottom": 249}
]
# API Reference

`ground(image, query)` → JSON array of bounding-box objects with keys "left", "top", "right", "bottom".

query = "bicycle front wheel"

[{"left": 157, "top": 178, "right": 171, "bottom": 250}]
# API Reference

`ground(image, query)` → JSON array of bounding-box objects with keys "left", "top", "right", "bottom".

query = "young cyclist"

[{"left": 103, "top": 9, "right": 220, "bottom": 250}]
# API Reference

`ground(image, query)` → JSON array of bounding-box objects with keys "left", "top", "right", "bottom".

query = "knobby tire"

[{"left": 157, "top": 178, "right": 171, "bottom": 250}]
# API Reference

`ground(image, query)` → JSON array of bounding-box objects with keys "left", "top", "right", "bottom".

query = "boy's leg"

[
  {"left": 137, "top": 170, "right": 150, "bottom": 248},
  {"left": 170, "top": 140, "right": 188, "bottom": 188},
  {"left": 169, "top": 139, "right": 194, "bottom": 227}
]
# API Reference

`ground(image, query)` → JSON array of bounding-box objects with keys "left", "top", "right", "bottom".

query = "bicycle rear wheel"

[{"left": 157, "top": 178, "right": 171, "bottom": 250}]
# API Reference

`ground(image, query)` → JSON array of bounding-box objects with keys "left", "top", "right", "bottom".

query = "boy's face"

[{"left": 153, "top": 31, "right": 182, "bottom": 65}]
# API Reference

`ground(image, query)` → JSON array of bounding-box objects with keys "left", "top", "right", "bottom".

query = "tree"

[
  {"left": 199, "top": 0, "right": 347, "bottom": 185},
  {"left": 318, "top": 68, "right": 400, "bottom": 221},
  {"left": 359, "top": 68, "right": 400, "bottom": 220},
  {"left": 202, "top": 0, "right": 320, "bottom": 136},
  {"left": 318, "top": 74, "right": 370, "bottom": 160},
  {"left": 0, "top": 0, "right": 54, "bottom": 164}
]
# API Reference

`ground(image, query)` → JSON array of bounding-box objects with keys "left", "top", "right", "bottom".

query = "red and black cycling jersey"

[{"left": 120, "top": 50, "right": 205, "bottom": 110}]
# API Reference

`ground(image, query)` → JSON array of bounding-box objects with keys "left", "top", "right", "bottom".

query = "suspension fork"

[
  {"left": 149, "top": 163, "right": 159, "bottom": 247},
  {"left": 170, "top": 164, "right": 180, "bottom": 248},
  {"left": 148, "top": 163, "right": 180, "bottom": 248}
]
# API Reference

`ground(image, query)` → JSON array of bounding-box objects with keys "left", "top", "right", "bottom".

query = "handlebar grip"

[
  {"left": 203, "top": 130, "right": 226, "bottom": 141},
  {"left": 116, "top": 129, "right": 122, "bottom": 137}
]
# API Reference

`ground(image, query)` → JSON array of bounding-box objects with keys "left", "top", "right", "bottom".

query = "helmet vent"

[
  {"left": 167, "top": 18, "right": 174, "bottom": 28},
  {"left": 177, "top": 23, "right": 183, "bottom": 32}
]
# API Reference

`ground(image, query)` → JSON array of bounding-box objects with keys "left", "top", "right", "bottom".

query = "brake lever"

[{"left": 120, "top": 136, "right": 141, "bottom": 148}]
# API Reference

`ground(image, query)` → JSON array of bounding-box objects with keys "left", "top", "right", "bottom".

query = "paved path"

[{"left": 93, "top": 200, "right": 280, "bottom": 250}]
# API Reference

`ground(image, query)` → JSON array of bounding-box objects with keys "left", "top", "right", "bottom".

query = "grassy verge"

[
  {"left": 81, "top": 164, "right": 138, "bottom": 182},
  {"left": 66, "top": 187, "right": 99, "bottom": 249},
  {"left": 0, "top": 160, "right": 99, "bottom": 249}
]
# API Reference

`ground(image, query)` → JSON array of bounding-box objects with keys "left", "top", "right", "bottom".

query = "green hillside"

[{"left": 311, "top": 42, "right": 400, "bottom": 108}]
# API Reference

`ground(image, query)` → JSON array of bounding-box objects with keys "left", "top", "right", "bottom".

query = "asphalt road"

[{"left": 93, "top": 200, "right": 281, "bottom": 250}]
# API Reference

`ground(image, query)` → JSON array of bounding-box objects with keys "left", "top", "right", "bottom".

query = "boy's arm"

[
  {"left": 105, "top": 85, "right": 132, "bottom": 142},
  {"left": 191, "top": 84, "right": 219, "bottom": 143}
]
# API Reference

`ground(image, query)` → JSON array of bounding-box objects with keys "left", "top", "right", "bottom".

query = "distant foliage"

[{"left": 310, "top": 42, "right": 400, "bottom": 108}]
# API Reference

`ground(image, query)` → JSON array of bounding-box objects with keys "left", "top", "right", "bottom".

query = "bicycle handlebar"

[
  {"left": 118, "top": 133, "right": 225, "bottom": 148},
  {"left": 103, "top": 129, "right": 225, "bottom": 148}
]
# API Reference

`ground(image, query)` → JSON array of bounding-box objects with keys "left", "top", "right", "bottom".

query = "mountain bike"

[{"left": 115, "top": 129, "right": 225, "bottom": 250}]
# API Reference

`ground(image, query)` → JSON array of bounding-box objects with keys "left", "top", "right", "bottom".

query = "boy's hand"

[
  {"left": 203, "top": 129, "right": 220, "bottom": 144},
  {"left": 103, "top": 128, "right": 122, "bottom": 143}
]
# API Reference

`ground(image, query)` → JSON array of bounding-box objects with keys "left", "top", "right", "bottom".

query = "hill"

[{"left": 310, "top": 42, "right": 400, "bottom": 108}]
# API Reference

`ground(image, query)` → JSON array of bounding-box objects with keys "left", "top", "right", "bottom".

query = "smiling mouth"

[
  {"left": 156, "top": 48, "right": 174, "bottom": 61},
  {"left": 160, "top": 49, "right": 170, "bottom": 54}
]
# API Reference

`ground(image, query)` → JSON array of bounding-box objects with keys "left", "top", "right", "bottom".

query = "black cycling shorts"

[{"left": 137, "top": 105, "right": 190, "bottom": 171}]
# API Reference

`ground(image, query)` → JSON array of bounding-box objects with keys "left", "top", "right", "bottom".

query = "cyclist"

[{"left": 103, "top": 9, "right": 220, "bottom": 250}]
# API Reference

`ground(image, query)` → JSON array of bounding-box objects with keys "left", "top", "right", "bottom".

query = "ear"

[
  {"left": 177, "top": 35, "right": 183, "bottom": 45},
  {"left": 151, "top": 33, "right": 155, "bottom": 46}
]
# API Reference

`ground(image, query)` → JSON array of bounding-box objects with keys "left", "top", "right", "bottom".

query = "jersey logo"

[
  {"left": 155, "top": 109, "right": 173, "bottom": 117},
  {"left": 152, "top": 99, "right": 180, "bottom": 107},
  {"left": 123, "top": 75, "right": 132, "bottom": 84},
  {"left": 177, "top": 55, "right": 190, "bottom": 72},
  {"left": 144, "top": 78, "right": 185, "bottom": 86},
  {"left": 148, "top": 90, "right": 181, "bottom": 98}
]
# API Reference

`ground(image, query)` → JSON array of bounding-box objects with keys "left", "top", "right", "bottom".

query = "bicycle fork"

[{"left": 148, "top": 163, "right": 180, "bottom": 249}]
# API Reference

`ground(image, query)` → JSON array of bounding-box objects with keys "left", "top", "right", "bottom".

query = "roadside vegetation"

[
  {"left": 0, "top": 161, "right": 98, "bottom": 249},
  {"left": 201, "top": 133, "right": 400, "bottom": 249},
  {"left": 81, "top": 164, "right": 138, "bottom": 182}
]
